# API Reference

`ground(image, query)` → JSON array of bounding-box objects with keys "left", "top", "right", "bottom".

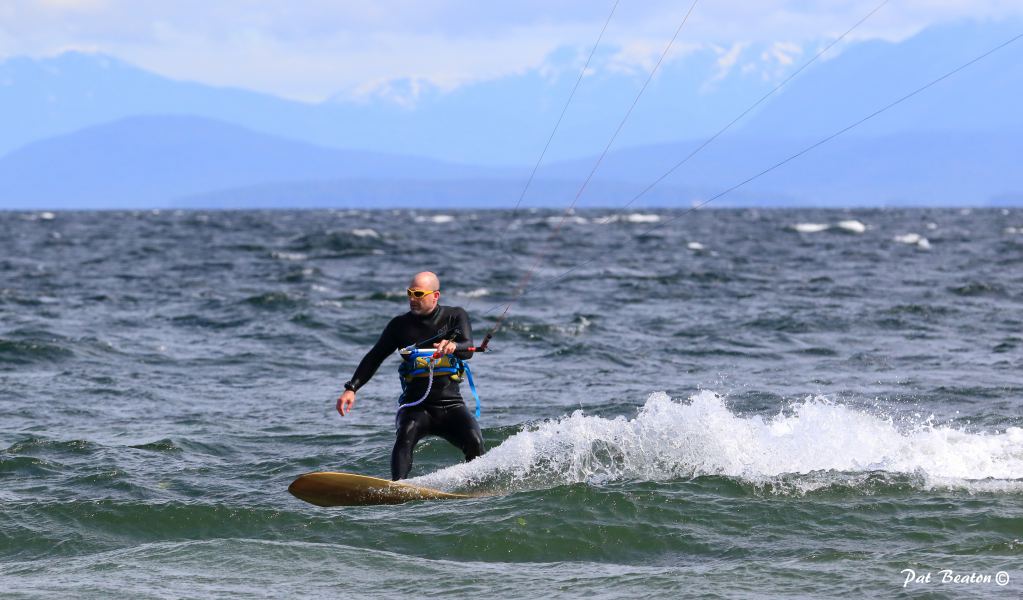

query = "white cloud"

[
  {"left": 767, "top": 42, "right": 802, "bottom": 67},
  {"left": 34, "top": 0, "right": 109, "bottom": 11},
  {"left": 0, "top": 0, "right": 1021, "bottom": 101}
]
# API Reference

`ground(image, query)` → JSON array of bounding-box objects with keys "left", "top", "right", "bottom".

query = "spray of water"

[{"left": 412, "top": 391, "right": 1023, "bottom": 495}]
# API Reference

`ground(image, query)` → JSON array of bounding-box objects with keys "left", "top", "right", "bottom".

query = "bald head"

[
  {"left": 407, "top": 271, "right": 441, "bottom": 315},
  {"left": 410, "top": 271, "right": 440, "bottom": 291}
]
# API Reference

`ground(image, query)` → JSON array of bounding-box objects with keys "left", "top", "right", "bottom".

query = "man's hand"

[
  {"left": 433, "top": 339, "right": 457, "bottom": 356},
  {"left": 337, "top": 389, "right": 356, "bottom": 416}
]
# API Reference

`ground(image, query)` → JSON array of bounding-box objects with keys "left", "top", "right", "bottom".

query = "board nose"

[{"left": 288, "top": 472, "right": 346, "bottom": 506}]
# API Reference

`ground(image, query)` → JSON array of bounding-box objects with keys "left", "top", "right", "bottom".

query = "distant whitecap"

[
  {"left": 793, "top": 223, "right": 829, "bottom": 233},
  {"left": 459, "top": 288, "right": 490, "bottom": 298},
  {"left": 546, "top": 215, "right": 588, "bottom": 225},
  {"left": 623, "top": 213, "right": 660, "bottom": 223},
  {"left": 894, "top": 233, "right": 930, "bottom": 249},
  {"left": 836, "top": 220, "right": 866, "bottom": 234},
  {"left": 39, "top": 212, "right": 56, "bottom": 221},
  {"left": 687, "top": 242, "right": 705, "bottom": 251},
  {"left": 351, "top": 228, "right": 380, "bottom": 238},
  {"left": 414, "top": 215, "right": 455, "bottom": 224}
]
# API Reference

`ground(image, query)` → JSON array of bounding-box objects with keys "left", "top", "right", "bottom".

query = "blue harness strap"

[{"left": 461, "top": 361, "right": 481, "bottom": 419}]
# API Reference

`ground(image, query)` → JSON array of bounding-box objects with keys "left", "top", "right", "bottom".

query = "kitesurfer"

[{"left": 336, "top": 271, "right": 484, "bottom": 480}]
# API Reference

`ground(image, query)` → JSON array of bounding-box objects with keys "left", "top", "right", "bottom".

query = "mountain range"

[{"left": 0, "top": 18, "right": 1020, "bottom": 209}]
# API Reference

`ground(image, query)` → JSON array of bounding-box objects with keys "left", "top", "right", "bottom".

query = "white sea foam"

[
  {"left": 835, "top": 220, "right": 866, "bottom": 234},
  {"left": 557, "top": 315, "right": 591, "bottom": 336},
  {"left": 546, "top": 215, "right": 588, "bottom": 225},
  {"left": 894, "top": 233, "right": 930, "bottom": 249},
  {"left": 39, "top": 211, "right": 56, "bottom": 221},
  {"left": 414, "top": 215, "right": 455, "bottom": 224},
  {"left": 413, "top": 391, "right": 1023, "bottom": 495},
  {"left": 686, "top": 242, "right": 705, "bottom": 251},
  {"left": 791, "top": 220, "right": 865, "bottom": 234},
  {"left": 351, "top": 228, "right": 380, "bottom": 238},
  {"left": 597, "top": 214, "right": 661, "bottom": 224},
  {"left": 623, "top": 213, "right": 660, "bottom": 223},
  {"left": 793, "top": 223, "right": 829, "bottom": 233},
  {"left": 457, "top": 288, "right": 490, "bottom": 298}
]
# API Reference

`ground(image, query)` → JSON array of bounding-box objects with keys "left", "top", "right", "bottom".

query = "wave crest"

[{"left": 413, "top": 391, "right": 1023, "bottom": 494}]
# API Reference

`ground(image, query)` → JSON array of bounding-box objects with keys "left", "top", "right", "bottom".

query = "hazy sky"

[{"left": 1, "top": 0, "right": 1021, "bottom": 101}]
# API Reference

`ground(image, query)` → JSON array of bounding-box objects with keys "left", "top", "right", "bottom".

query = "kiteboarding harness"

[{"left": 397, "top": 346, "right": 481, "bottom": 421}]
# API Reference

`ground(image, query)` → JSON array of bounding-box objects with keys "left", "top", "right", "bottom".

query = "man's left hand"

[{"left": 433, "top": 340, "right": 457, "bottom": 356}]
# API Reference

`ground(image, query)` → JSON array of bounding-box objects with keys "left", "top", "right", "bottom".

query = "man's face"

[{"left": 407, "top": 286, "right": 439, "bottom": 315}]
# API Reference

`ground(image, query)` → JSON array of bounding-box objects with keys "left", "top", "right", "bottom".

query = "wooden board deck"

[{"left": 288, "top": 471, "right": 474, "bottom": 506}]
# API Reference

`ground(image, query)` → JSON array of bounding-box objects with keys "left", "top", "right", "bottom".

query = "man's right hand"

[{"left": 337, "top": 390, "right": 356, "bottom": 416}]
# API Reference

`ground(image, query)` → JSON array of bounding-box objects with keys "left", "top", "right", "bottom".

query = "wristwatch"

[{"left": 343, "top": 381, "right": 357, "bottom": 392}]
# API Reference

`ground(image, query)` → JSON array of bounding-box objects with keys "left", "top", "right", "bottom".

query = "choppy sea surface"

[{"left": 1, "top": 208, "right": 1021, "bottom": 599}]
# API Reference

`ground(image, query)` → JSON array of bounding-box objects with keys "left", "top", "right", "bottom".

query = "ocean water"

[{"left": 1, "top": 207, "right": 1021, "bottom": 599}]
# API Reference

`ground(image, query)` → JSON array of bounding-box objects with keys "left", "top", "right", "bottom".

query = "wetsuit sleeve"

[
  {"left": 347, "top": 318, "right": 400, "bottom": 391},
  {"left": 451, "top": 307, "right": 474, "bottom": 360}
]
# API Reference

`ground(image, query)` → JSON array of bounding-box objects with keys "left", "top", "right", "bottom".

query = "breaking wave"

[{"left": 414, "top": 391, "right": 1023, "bottom": 495}]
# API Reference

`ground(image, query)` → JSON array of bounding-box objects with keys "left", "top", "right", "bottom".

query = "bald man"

[{"left": 336, "top": 271, "right": 484, "bottom": 480}]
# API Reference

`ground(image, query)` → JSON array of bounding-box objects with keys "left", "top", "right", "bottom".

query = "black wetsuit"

[{"left": 347, "top": 305, "right": 484, "bottom": 480}]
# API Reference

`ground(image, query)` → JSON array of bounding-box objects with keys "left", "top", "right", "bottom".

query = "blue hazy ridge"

[
  {"left": 0, "top": 19, "right": 1021, "bottom": 210},
  {"left": 0, "top": 115, "right": 1019, "bottom": 208}
]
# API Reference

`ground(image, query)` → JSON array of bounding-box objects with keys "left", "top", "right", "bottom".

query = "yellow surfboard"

[{"left": 288, "top": 471, "right": 474, "bottom": 506}]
